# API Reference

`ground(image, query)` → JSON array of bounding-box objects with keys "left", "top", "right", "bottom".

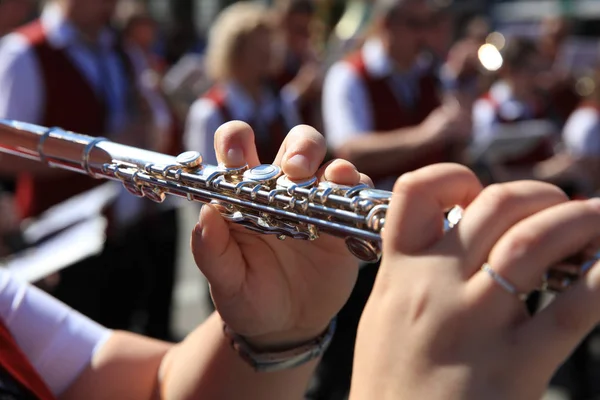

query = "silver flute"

[
  {"left": 0, "top": 119, "right": 388, "bottom": 263},
  {"left": 0, "top": 119, "right": 590, "bottom": 293}
]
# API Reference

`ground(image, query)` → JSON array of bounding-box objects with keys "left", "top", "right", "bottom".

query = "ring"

[{"left": 481, "top": 263, "right": 528, "bottom": 302}]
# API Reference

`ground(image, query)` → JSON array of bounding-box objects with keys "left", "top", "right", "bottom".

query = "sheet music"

[
  {"left": 470, "top": 119, "right": 557, "bottom": 163},
  {"left": 22, "top": 182, "right": 120, "bottom": 243},
  {"left": 1, "top": 216, "right": 107, "bottom": 283}
]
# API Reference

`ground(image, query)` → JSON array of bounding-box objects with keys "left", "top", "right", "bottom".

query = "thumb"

[
  {"left": 383, "top": 164, "right": 482, "bottom": 255},
  {"left": 191, "top": 204, "right": 245, "bottom": 300}
]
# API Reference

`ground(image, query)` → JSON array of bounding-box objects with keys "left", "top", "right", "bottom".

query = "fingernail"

[
  {"left": 286, "top": 154, "right": 311, "bottom": 174},
  {"left": 225, "top": 146, "right": 245, "bottom": 167}
]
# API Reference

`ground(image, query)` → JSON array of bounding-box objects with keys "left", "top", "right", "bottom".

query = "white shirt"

[
  {"left": 322, "top": 37, "right": 424, "bottom": 151},
  {"left": 184, "top": 82, "right": 300, "bottom": 166},
  {"left": 563, "top": 106, "right": 600, "bottom": 157},
  {"left": 0, "top": 268, "right": 112, "bottom": 397}
]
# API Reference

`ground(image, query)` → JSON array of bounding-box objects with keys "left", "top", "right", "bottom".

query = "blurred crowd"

[{"left": 1, "top": 0, "right": 600, "bottom": 399}]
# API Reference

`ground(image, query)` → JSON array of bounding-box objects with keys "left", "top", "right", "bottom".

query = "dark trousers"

[
  {"left": 306, "top": 262, "right": 380, "bottom": 400},
  {"left": 52, "top": 208, "right": 179, "bottom": 341}
]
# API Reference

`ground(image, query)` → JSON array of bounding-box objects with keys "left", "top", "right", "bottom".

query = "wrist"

[{"left": 222, "top": 319, "right": 337, "bottom": 372}]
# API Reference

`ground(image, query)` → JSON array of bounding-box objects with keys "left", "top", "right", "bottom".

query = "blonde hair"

[{"left": 205, "top": 1, "right": 274, "bottom": 82}]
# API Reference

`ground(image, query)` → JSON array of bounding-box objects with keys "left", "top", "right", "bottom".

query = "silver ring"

[{"left": 481, "top": 263, "right": 528, "bottom": 302}]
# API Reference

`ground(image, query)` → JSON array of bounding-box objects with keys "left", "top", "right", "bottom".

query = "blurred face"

[
  {"left": 423, "top": 12, "right": 453, "bottom": 58},
  {"left": 234, "top": 27, "right": 274, "bottom": 82},
  {"left": 62, "top": 0, "right": 118, "bottom": 32},
  {"left": 384, "top": 1, "right": 434, "bottom": 67},
  {"left": 283, "top": 11, "right": 313, "bottom": 58}
]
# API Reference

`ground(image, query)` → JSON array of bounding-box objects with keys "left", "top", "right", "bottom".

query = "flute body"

[{"left": 0, "top": 120, "right": 388, "bottom": 263}]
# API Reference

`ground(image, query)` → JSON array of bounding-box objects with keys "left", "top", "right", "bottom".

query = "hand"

[
  {"left": 421, "top": 102, "right": 472, "bottom": 144},
  {"left": 289, "top": 61, "right": 323, "bottom": 99},
  {"left": 191, "top": 122, "right": 369, "bottom": 349},
  {"left": 351, "top": 164, "right": 600, "bottom": 400}
]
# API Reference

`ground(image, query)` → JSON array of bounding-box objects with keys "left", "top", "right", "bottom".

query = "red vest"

[
  {"left": 480, "top": 91, "right": 555, "bottom": 166},
  {"left": 344, "top": 51, "right": 446, "bottom": 180},
  {"left": 0, "top": 319, "right": 56, "bottom": 400},
  {"left": 13, "top": 20, "right": 114, "bottom": 220},
  {"left": 202, "top": 85, "right": 288, "bottom": 164}
]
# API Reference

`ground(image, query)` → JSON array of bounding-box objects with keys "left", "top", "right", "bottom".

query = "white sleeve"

[
  {"left": 472, "top": 98, "right": 497, "bottom": 143},
  {"left": 562, "top": 108, "right": 600, "bottom": 157},
  {"left": 183, "top": 98, "right": 224, "bottom": 167},
  {"left": 0, "top": 34, "right": 44, "bottom": 123},
  {"left": 322, "top": 62, "right": 373, "bottom": 151},
  {"left": 280, "top": 85, "right": 301, "bottom": 129},
  {"left": 0, "top": 269, "right": 113, "bottom": 396}
]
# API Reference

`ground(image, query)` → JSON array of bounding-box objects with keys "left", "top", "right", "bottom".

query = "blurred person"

[
  {"left": 184, "top": 2, "right": 301, "bottom": 167},
  {"left": 531, "top": 67, "right": 600, "bottom": 200},
  {"left": 313, "top": 0, "right": 471, "bottom": 398},
  {"left": 323, "top": 0, "right": 471, "bottom": 190},
  {"left": 116, "top": 2, "right": 187, "bottom": 341},
  {"left": 0, "top": 0, "right": 168, "bottom": 335},
  {"left": 472, "top": 36, "right": 558, "bottom": 169},
  {"left": 0, "top": 0, "right": 34, "bottom": 37},
  {"left": 271, "top": 0, "right": 324, "bottom": 131},
  {"left": 539, "top": 15, "right": 572, "bottom": 68},
  {"left": 537, "top": 15, "right": 580, "bottom": 125},
  {"left": 421, "top": 1, "right": 454, "bottom": 69},
  {"left": 117, "top": 1, "right": 167, "bottom": 77},
  {"left": 434, "top": 15, "right": 490, "bottom": 102}
]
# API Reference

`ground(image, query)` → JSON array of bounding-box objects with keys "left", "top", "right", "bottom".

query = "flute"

[{"left": 0, "top": 119, "right": 589, "bottom": 293}]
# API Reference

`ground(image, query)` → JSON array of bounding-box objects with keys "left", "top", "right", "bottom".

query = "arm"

[
  {"left": 322, "top": 62, "right": 443, "bottom": 178},
  {"left": 534, "top": 110, "right": 600, "bottom": 192},
  {"left": 333, "top": 126, "right": 441, "bottom": 179},
  {"left": 2, "top": 265, "right": 315, "bottom": 400},
  {"left": 63, "top": 312, "right": 320, "bottom": 400}
]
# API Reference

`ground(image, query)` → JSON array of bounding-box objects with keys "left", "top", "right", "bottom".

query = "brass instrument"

[{"left": 0, "top": 119, "right": 592, "bottom": 294}]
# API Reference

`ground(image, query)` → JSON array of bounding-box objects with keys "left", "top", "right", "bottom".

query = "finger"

[
  {"left": 214, "top": 121, "right": 261, "bottom": 168},
  {"left": 191, "top": 204, "right": 245, "bottom": 300},
  {"left": 472, "top": 200, "right": 600, "bottom": 315},
  {"left": 359, "top": 173, "right": 374, "bottom": 188},
  {"left": 515, "top": 205, "right": 600, "bottom": 372},
  {"left": 314, "top": 159, "right": 374, "bottom": 188},
  {"left": 316, "top": 159, "right": 361, "bottom": 186},
  {"left": 274, "top": 125, "right": 327, "bottom": 180},
  {"left": 383, "top": 163, "right": 483, "bottom": 255},
  {"left": 454, "top": 181, "right": 568, "bottom": 276}
]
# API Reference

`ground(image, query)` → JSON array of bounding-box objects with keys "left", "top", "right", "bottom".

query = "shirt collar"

[
  {"left": 41, "top": 2, "right": 116, "bottom": 51},
  {"left": 489, "top": 80, "right": 514, "bottom": 104}
]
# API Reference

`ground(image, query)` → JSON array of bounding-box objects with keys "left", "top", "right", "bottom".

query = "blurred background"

[{"left": 3, "top": 0, "right": 600, "bottom": 399}]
